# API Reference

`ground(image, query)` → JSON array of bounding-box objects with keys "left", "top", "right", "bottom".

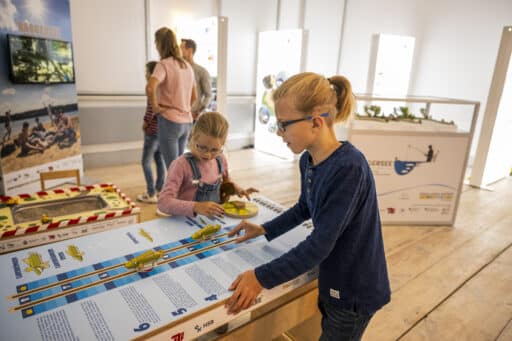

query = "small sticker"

[{"left": 329, "top": 288, "right": 340, "bottom": 299}]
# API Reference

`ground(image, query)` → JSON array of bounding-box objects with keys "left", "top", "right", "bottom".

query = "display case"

[{"left": 349, "top": 95, "right": 479, "bottom": 225}]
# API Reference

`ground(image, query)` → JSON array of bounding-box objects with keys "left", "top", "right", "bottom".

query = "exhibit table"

[
  {"left": 0, "top": 196, "right": 316, "bottom": 340},
  {"left": 350, "top": 95, "right": 480, "bottom": 225}
]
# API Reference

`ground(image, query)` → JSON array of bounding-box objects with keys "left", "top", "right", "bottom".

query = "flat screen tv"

[{"left": 7, "top": 34, "right": 75, "bottom": 84}]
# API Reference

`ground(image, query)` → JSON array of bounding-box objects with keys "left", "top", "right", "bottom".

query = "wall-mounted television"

[{"left": 7, "top": 34, "right": 75, "bottom": 84}]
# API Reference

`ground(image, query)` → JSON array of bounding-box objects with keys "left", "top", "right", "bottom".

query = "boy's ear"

[{"left": 312, "top": 116, "right": 322, "bottom": 129}]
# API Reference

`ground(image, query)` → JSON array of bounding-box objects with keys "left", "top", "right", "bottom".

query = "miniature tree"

[
  {"left": 364, "top": 105, "right": 382, "bottom": 117},
  {"left": 420, "top": 107, "right": 431, "bottom": 120}
]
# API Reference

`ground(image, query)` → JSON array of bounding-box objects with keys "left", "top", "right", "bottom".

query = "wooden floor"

[{"left": 85, "top": 149, "right": 512, "bottom": 341}]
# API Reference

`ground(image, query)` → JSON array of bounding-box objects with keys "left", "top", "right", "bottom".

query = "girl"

[
  {"left": 137, "top": 61, "right": 166, "bottom": 204},
  {"left": 147, "top": 27, "right": 197, "bottom": 169},
  {"left": 157, "top": 112, "right": 257, "bottom": 217},
  {"left": 225, "top": 72, "right": 391, "bottom": 341}
]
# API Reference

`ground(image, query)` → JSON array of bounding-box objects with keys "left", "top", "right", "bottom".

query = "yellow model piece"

[
  {"left": 23, "top": 252, "right": 50, "bottom": 275},
  {"left": 124, "top": 250, "right": 164, "bottom": 271},
  {"left": 66, "top": 245, "right": 84, "bottom": 261},
  {"left": 41, "top": 214, "right": 52, "bottom": 224},
  {"left": 139, "top": 228, "right": 153, "bottom": 242},
  {"left": 5, "top": 197, "right": 20, "bottom": 206},
  {"left": 191, "top": 224, "right": 221, "bottom": 240},
  {"left": 222, "top": 200, "right": 259, "bottom": 219}
]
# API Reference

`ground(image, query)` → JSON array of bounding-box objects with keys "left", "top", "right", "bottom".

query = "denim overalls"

[{"left": 184, "top": 153, "right": 224, "bottom": 203}]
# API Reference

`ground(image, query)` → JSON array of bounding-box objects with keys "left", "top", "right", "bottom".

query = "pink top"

[
  {"left": 152, "top": 57, "right": 196, "bottom": 124},
  {"left": 157, "top": 154, "right": 229, "bottom": 217}
]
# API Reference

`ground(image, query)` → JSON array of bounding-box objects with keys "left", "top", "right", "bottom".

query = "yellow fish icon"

[
  {"left": 66, "top": 245, "right": 84, "bottom": 261},
  {"left": 23, "top": 252, "right": 50, "bottom": 275},
  {"left": 139, "top": 228, "right": 153, "bottom": 242}
]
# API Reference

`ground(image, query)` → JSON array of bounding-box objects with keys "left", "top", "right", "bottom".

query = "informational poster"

[
  {"left": 351, "top": 131, "right": 469, "bottom": 225},
  {"left": 0, "top": 197, "right": 316, "bottom": 340},
  {"left": 0, "top": 0, "right": 83, "bottom": 195},
  {"left": 254, "top": 29, "right": 306, "bottom": 160}
]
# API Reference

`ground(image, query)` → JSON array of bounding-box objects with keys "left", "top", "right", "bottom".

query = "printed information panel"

[
  {"left": 351, "top": 131, "right": 469, "bottom": 225},
  {"left": 0, "top": 196, "right": 316, "bottom": 340}
]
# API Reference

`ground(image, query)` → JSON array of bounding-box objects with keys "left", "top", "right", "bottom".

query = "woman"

[{"left": 147, "top": 27, "right": 197, "bottom": 168}]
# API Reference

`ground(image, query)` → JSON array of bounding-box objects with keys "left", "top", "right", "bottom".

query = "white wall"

[
  {"left": 408, "top": 0, "right": 512, "bottom": 157},
  {"left": 339, "top": 0, "right": 426, "bottom": 93},
  {"left": 220, "top": 0, "right": 278, "bottom": 95},
  {"left": 70, "top": 0, "right": 146, "bottom": 94},
  {"left": 69, "top": 0, "right": 512, "bottom": 167}
]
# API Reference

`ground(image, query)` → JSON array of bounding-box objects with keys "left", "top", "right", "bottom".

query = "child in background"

[
  {"left": 137, "top": 61, "right": 166, "bottom": 204},
  {"left": 157, "top": 112, "right": 257, "bottom": 217},
  {"left": 225, "top": 72, "right": 390, "bottom": 341}
]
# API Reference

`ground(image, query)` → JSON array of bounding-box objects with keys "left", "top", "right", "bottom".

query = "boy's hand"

[
  {"left": 142, "top": 122, "right": 148, "bottom": 133},
  {"left": 225, "top": 270, "right": 263, "bottom": 315},
  {"left": 193, "top": 201, "right": 224, "bottom": 218},
  {"left": 227, "top": 220, "right": 265, "bottom": 243}
]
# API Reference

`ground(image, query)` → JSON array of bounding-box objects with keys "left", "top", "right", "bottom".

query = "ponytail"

[
  {"left": 154, "top": 27, "right": 187, "bottom": 68},
  {"left": 327, "top": 76, "right": 355, "bottom": 123}
]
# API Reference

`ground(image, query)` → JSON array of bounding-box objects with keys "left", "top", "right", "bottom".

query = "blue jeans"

[
  {"left": 157, "top": 116, "right": 192, "bottom": 169},
  {"left": 141, "top": 134, "right": 165, "bottom": 196},
  {"left": 318, "top": 297, "right": 373, "bottom": 341}
]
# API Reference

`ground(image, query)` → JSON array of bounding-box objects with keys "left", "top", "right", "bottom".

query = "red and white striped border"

[{"left": 0, "top": 183, "right": 140, "bottom": 239}]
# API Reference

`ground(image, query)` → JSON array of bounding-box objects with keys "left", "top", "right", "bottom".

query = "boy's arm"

[{"left": 255, "top": 164, "right": 367, "bottom": 289}]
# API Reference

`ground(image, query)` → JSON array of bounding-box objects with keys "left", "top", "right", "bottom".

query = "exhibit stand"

[
  {"left": 253, "top": 29, "right": 307, "bottom": 160},
  {"left": 0, "top": 196, "right": 316, "bottom": 340},
  {"left": 177, "top": 17, "right": 228, "bottom": 117},
  {"left": 349, "top": 95, "right": 479, "bottom": 225},
  {"left": 470, "top": 26, "right": 512, "bottom": 189}
]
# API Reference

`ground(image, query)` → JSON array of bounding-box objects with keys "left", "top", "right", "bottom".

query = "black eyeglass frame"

[{"left": 277, "top": 112, "right": 330, "bottom": 132}]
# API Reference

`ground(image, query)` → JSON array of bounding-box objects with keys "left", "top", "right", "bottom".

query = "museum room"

[{"left": 0, "top": 0, "right": 511, "bottom": 340}]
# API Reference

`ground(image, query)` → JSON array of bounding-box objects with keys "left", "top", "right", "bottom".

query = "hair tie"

[{"left": 327, "top": 78, "right": 341, "bottom": 96}]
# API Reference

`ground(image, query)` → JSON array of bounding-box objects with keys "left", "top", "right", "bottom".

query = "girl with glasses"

[
  {"left": 225, "top": 72, "right": 390, "bottom": 341},
  {"left": 157, "top": 112, "right": 258, "bottom": 218}
]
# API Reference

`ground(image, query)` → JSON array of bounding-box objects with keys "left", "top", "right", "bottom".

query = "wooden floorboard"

[
  {"left": 83, "top": 149, "right": 512, "bottom": 341},
  {"left": 401, "top": 244, "right": 512, "bottom": 341}
]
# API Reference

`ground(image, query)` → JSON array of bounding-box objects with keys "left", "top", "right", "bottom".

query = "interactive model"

[
  {"left": 191, "top": 224, "right": 221, "bottom": 240},
  {"left": 124, "top": 249, "right": 164, "bottom": 272},
  {"left": 222, "top": 200, "right": 259, "bottom": 219},
  {"left": 0, "top": 183, "right": 139, "bottom": 254}
]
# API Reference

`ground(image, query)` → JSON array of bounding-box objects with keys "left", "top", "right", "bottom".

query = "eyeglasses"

[
  {"left": 277, "top": 112, "right": 330, "bottom": 132},
  {"left": 195, "top": 144, "right": 223, "bottom": 155}
]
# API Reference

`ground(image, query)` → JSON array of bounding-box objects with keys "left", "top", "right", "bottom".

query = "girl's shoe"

[{"left": 137, "top": 193, "right": 157, "bottom": 203}]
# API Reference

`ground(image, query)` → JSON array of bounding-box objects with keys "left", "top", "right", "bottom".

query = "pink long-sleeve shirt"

[{"left": 157, "top": 153, "right": 229, "bottom": 217}]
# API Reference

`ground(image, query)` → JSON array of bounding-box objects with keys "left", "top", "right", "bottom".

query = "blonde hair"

[
  {"left": 272, "top": 72, "right": 355, "bottom": 123},
  {"left": 188, "top": 112, "right": 229, "bottom": 149},
  {"left": 154, "top": 27, "right": 187, "bottom": 68}
]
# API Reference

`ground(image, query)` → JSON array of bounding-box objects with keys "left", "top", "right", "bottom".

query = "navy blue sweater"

[{"left": 255, "top": 141, "right": 391, "bottom": 315}]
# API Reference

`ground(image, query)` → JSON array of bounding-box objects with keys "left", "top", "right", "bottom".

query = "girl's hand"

[
  {"left": 227, "top": 220, "right": 265, "bottom": 243},
  {"left": 225, "top": 270, "right": 263, "bottom": 314},
  {"left": 193, "top": 201, "right": 224, "bottom": 218},
  {"left": 235, "top": 185, "right": 259, "bottom": 201}
]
